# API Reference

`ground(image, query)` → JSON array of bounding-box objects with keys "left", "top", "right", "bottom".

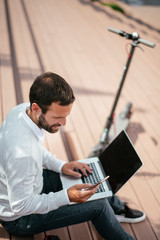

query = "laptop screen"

[{"left": 99, "top": 131, "right": 142, "bottom": 194}]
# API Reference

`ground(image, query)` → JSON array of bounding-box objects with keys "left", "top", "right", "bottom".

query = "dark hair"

[{"left": 29, "top": 72, "right": 75, "bottom": 114}]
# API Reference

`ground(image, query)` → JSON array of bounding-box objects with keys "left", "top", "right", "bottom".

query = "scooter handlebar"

[
  {"left": 108, "top": 27, "right": 155, "bottom": 48},
  {"left": 138, "top": 38, "right": 155, "bottom": 48},
  {"left": 108, "top": 27, "right": 123, "bottom": 35}
]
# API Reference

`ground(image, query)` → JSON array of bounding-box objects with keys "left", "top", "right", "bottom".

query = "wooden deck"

[{"left": 0, "top": 0, "right": 160, "bottom": 239}]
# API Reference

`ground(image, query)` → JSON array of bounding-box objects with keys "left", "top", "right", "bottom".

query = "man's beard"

[{"left": 38, "top": 113, "right": 61, "bottom": 133}]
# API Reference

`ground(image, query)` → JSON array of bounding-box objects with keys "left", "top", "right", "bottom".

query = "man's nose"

[{"left": 59, "top": 118, "right": 66, "bottom": 126}]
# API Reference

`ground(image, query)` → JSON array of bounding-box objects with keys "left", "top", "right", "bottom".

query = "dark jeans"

[{"left": 3, "top": 170, "right": 134, "bottom": 240}]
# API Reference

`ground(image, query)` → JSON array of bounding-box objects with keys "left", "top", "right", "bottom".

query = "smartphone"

[{"left": 87, "top": 175, "right": 110, "bottom": 190}]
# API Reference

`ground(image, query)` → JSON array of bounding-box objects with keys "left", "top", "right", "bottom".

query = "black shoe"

[{"left": 115, "top": 204, "right": 146, "bottom": 223}]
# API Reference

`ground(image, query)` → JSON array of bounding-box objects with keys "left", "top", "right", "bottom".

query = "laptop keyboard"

[{"left": 77, "top": 162, "right": 105, "bottom": 193}]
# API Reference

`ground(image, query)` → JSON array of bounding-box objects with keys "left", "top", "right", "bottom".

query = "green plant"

[
  {"left": 91, "top": 1, "right": 125, "bottom": 14},
  {"left": 101, "top": 2, "right": 125, "bottom": 13}
]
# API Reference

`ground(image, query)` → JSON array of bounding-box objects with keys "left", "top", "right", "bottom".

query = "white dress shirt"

[{"left": 0, "top": 103, "right": 70, "bottom": 221}]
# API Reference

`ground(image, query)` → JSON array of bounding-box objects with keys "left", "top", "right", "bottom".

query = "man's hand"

[
  {"left": 62, "top": 161, "right": 92, "bottom": 178},
  {"left": 67, "top": 183, "right": 99, "bottom": 203}
]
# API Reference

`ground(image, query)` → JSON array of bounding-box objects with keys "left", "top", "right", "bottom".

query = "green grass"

[
  {"left": 101, "top": 3, "right": 125, "bottom": 13},
  {"left": 91, "top": 1, "right": 125, "bottom": 14}
]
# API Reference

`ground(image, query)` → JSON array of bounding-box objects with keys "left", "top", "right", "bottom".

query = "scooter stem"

[{"left": 100, "top": 42, "right": 136, "bottom": 144}]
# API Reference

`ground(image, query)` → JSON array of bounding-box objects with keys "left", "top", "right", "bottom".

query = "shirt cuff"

[
  {"left": 64, "top": 189, "right": 71, "bottom": 204},
  {"left": 58, "top": 161, "right": 66, "bottom": 173}
]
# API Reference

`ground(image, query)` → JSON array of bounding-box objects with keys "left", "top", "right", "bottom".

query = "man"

[{"left": 0, "top": 72, "right": 144, "bottom": 239}]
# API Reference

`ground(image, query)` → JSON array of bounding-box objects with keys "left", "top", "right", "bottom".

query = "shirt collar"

[{"left": 22, "top": 105, "right": 45, "bottom": 142}]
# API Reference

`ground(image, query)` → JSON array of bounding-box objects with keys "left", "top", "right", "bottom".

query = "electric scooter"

[{"left": 88, "top": 27, "right": 155, "bottom": 158}]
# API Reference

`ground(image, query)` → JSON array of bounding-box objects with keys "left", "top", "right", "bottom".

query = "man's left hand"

[{"left": 62, "top": 161, "right": 92, "bottom": 178}]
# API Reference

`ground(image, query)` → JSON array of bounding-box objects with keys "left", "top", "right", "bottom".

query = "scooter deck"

[{"left": 108, "top": 115, "right": 130, "bottom": 143}]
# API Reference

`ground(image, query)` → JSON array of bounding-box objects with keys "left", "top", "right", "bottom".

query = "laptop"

[{"left": 60, "top": 130, "right": 143, "bottom": 202}]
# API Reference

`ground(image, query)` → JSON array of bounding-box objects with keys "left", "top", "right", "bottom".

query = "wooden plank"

[
  {"left": 117, "top": 180, "right": 158, "bottom": 240},
  {"left": 88, "top": 222, "right": 103, "bottom": 240},
  {"left": 68, "top": 223, "right": 93, "bottom": 240},
  {"left": 45, "top": 228, "right": 70, "bottom": 240},
  {"left": 0, "top": 224, "right": 10, "bottom": 240},
  {"left": 33, "top": 233, "right": 44, "bottom": 240},
  {"left": 8, "top": 0, "right": 41, "bottom": 103},
  {"left": 0, "top": 0, "right": 16, "bottom": 118}
]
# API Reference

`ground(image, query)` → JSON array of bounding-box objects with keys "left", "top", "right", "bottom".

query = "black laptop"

[{"left": 60, "top": 130, "right": 143, "bottom": 202}]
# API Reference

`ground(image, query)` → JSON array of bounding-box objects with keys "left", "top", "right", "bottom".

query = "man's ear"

[{"left": 31, "top": 103, "right": 42, "bottom": 116}]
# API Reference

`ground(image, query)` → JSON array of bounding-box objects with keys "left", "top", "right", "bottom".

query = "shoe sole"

[{"left": 115, "top": 213, "right": 146, "bottom": 223}]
